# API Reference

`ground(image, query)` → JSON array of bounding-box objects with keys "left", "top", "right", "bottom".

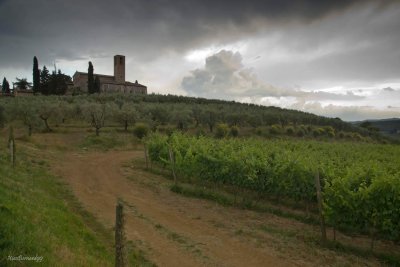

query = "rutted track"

[{"left": 50, "top": 150, "right": 288, "bottom": 267}]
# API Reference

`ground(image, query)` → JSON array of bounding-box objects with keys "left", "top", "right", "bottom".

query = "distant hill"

[{"left": 351, "top": 118, "right": 400, "bottom": 139}]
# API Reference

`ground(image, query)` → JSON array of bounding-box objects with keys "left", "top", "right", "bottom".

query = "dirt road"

[{"left": 51, "top": 150, "right": 290, "bottom": 267}]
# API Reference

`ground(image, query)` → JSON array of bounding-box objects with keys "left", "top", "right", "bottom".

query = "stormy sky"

[{"left": 1, "top": 0, "right": 399, "bottom": 121}]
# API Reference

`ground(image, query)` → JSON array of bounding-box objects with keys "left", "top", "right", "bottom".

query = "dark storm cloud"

[
  {"left": 249, "top": 1, "right": 400, "bottom": 89},
  {"left": 0, "top": 0, "right": 387, "bottom": 69},
  {"left": 1, "top": 0, "right": 400, "bottom": 121}
]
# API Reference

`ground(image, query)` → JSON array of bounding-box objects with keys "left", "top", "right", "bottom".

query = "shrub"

[
  {"left": 286, "top": 126, "right": 295, "bottom": 135},
  {"left": 269, "top": 124, "right": 281, "bottom": 135},
  {"left": 230, "top": 126, "right": 239, "bottom": 137},
  {"left": 255, "top": 127, "right": 263, "bottom": 136},
  {"left": 352, "top": 132, "right": 363, "bottom": 141},
  {"left": 296, "top": 128, "right": 306, "bottom": 137},
  {"left": 165, "top": 126, "right": 174, "bottom": 136},
  {"left": 195, "top": 128, "right": 206, "bottom": 137},
  {"left": 215, "top": 123, "right": 229, "bottom": 138},
  {"left": 324, "top": 126, "right": 335, "bottom": 137},
  {"left": 133, "top": 123, "right": 149, "bottom": 139},
  {"left": 312, "top": 128, "right": 324, "bottom": 137}
]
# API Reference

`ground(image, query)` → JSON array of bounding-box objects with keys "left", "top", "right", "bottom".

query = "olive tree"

[
  {"left": 37, "top": 101, "right": 57, "bottom": 132},
  {"left": 171, "top": 108, "right": 192, "bottom": 131},
  {"left": 13, "top": 100, "right": 40, "bottom": 136},
  {"left": 201, "top": 109, "right": 219, "bottom": 132},
  {"left": 84, "top": 103, "right": 107, "bottom": 136},
  {"left": 113, "top": 104, "right": 136, "bottom": 131},
  {"left": 55, "top": 101, "right": 73, "bottom": 125}
]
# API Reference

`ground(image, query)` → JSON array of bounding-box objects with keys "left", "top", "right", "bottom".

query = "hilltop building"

[{"left": 73, "top": 55, "right": 147, "bottom": 94}]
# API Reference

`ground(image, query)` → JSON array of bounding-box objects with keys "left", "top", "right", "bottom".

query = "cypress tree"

[
  {"left": 33, "top": 56, "right": 40, "bottom": 94},
  {"left": 1, "top": 77, "right": 6, "bottom": 94},
  {"left": 88, "top": 61, "right": 94, "bottom": 94},
  {"left": 2, "top": 77, "right": 10, "bottom": 94},
  {"left": 40, "top": 66, "right": 50, "bottom": 95}
]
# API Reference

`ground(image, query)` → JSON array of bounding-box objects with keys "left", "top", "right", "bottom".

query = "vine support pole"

[
  {"left": 315, "top": 170, "right": 327, "bottom": 243},
  {"left": 8, "top": 126, "right": 16, "bottom": 168},
  {"left": 168, "top": 147, "right": 177, "bottom": 184},
  {"left": 144, "top": 143, "right": 149, "bottom": 170},
  {"left": 115, "top": 200, "right": 126, "bottom": 267}
]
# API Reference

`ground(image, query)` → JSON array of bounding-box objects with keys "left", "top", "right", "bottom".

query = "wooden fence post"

[
  {"left": 168, "top": 147, "right": 177, "bottom": 184},
  {"left": 144, "top": 143, "right": 149, "bottom": 170},
  {"left": 115, "top": 200, "right": 126, "bottom": 267},
  {"left": 8, "top": 126, "right": 15, "bottom": 168},
  {"left": 315, "top": 170, "right": 327, "bottom": 243}
]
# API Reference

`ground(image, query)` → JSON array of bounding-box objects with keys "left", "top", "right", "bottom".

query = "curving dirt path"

[{"left": 50, "top": 150, "right": 290, "bottom": 267}]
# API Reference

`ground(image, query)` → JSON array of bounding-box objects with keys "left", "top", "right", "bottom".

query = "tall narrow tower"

[{"left": 114, "top": 55, "right": 125, "bottom": 83}]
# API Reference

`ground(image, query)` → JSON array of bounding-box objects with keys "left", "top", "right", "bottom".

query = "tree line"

[
  {"left": 32, "top": 56, "right": 72, "bottom": 95},
  {"left": 2, "top": 56, "right": 101, "bottom": 96},
  {"left": 0, "top": 93, "right": 388, "bottom": 143}
]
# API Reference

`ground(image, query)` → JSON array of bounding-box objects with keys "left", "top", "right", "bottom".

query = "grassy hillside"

[
  {"left": 0, "top": 152, "right": 112, "bottom": 266},
  {"left": 0, "top": 93, "right": 389, "bottom": 143},
  {"left": 0, "top": 133, "right": 152, "bottom": 267}
]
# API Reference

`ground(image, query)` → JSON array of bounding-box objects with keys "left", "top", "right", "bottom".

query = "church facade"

[{"left": 73, "top": 55, "right": 147, "bottom": 94}]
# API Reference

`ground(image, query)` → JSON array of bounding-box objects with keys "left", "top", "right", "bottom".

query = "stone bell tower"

[{"left": 114, "top": 55, "right": 125, "bottom": 83}]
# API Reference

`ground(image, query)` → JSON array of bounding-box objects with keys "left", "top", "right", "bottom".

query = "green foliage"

[
  {"left": 230, "top": 125, "right": 239, "bottom": 137},
  {"left": 113, "top": 104, "right": 136, "bottom": 131},
  {"left": 312, "top": 127, "right": 324, "bottom": 137},
  {"left": 191, "top": 105, "right": 202, "bottom": 127},
  {"left": 88, "top": 61, "right": 94, "bottom": 94},
  {"left": 14, "top": 77, "right": 32, "bottom": 90},
  {"left": 146, "top": 132, "right": 400, "bottom": 242},
  {"left": 324, "top": 126, "right": 335, "bottom": 137},
  {"left": 201, "top": 109, "right": 219, "bottom": 132},
  {"left": 195, "top": 128, "right": 206, "bottom": 137},
  {"left": 352, "top": 132, "right": 363, "bottom": 141},
  {"left": 38, "top": 101, "right": 57, "bottom": 132},
  {"left": 0, "top": 93, "right": 389, "bottom": 142},
  {"left": 215, "top": 123, "right": 229, "bottom": 138},
  {"left": 146, "top": 105, "right": 170, "bottom": 127},
  {"left": 39, "top": 67, "right": 71, "bottom": 95},
  {"left": 2, "top": 77, "right": 10, "bottom": 94},
  {"left": 269, "top": 124, "right": 281, "bottom": 134},
  {"left": 171, "top": 108, "right": 191, "bottom": 131},
  {"left": 133, "top": 123, "right": 149, "bottom": 139},
  {"left": 296, "top": 127, "right": 306, "bottom": 137},
  {"left": 285, "top": 126, "right": 295, "bottom": 135},
  {"left": 85, "top": 103, "right": 107, "bottom": 136},
  {"left": 0, "top": 151, "right": 113, "bottom": 266},
  {"left": 39, "top": 66, "right": 50, "bottom": 94},
  {"left": 45, "top": 69, "right": 71, "bottom": 95},
  {"left": 359, "top": 121, "right": 380, "bottom": 132},
  {"left": 33, "top": 56, "right": 40, "bottom": 94},
  {"left": 94, "top": 76, "right": 101, "bottom": 94}
]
